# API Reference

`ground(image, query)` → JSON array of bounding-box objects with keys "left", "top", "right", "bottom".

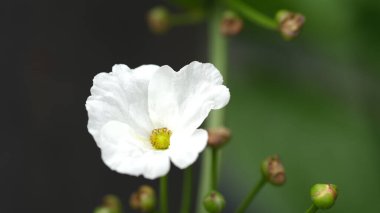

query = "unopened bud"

[
  {"left": 310, "top": 184, "right": 338, "bottom": 209},
  {"left": 276, "top": 10, "right": 305, "bottom": 40},
  {"left": 93, "top": 207, "right": 114, "bottom": 213},
  {"left": 102, "top": 194, "right": 122, "bottom": 213},
  {"left": 130, "top": 185, "right": 156, "bottom": 213},
  {"left": 203, "top": 191, "right": 226, "bottom": 213},
  {"left": 261, "top": 155, "right": 286, "bottom": 185},
  {"left": 147, "top": 6, "right": 170, "bottom": 34},
  {"left": 220, "top": 11, "right": 243, "bottom": 36},
  {"left": 207, "top": 127, "right": 231, "bottom": 148}
]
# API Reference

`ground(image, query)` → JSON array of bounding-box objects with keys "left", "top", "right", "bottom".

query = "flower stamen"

[{"left": 150, "top": 128, "right": 172, "bottom": 150}]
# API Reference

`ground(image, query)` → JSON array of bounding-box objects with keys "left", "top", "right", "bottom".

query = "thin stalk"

[
  {"left": 211, "top": 148, "right": 219, "bottom": 189},
  {"left": 226, "top": 0, "right": 278, "bottom": 30},
  {"left": 306, "top": 204, "right": 319, "bottom": 213},
  {"left": 235, "top": 177, "right": 266, "bottom": 213},
  {"left": 196, "top": 4, "right": 228, "bottom": 213},
  {"left": 180, "top": 167, "right": 193, "bottom": 213},
  {"left": 160, "top": 175, "right": 168, "bottom": 213}
]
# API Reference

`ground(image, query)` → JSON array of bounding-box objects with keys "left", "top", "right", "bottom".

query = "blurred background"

[{"left": 2, "top": 0, "right": 380, "bottom": 212}]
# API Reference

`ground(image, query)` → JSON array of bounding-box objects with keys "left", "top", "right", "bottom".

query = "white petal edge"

[
  {"left": 99, "top": 121, "right": 150, "bottom": 177},
  {"left": 99, "top": 120, "right": 170, "bottom": 179},
  {"left": 143, "top": 151, "right": 171, "bottom": 179},
  {"left": 86, "top": 64, "right": 160, "bottom": 141},
  {"left": 169, "top": 129, "right": 208, "bottom": 169},
  {"left": 148, "top": 61, "right": 230, "bottom": 133}
]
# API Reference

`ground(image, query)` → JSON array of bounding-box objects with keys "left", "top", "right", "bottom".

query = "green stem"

[
  {"left": 196, "top": 4, "right": 228, "bottom": 213},
  {"left": 180, "top": 167, "right": 193, "bottom": 213},
  {"left": 211, "top": 148, "right": 219, "bottom": 189},
  {"left": 306, "top": 204, "right": 319, "bottom": 213},
  {"left": 226, "top": 0, "right": 278, "bottom": 30},
  {"left": 160, "top": 175, "right": 168, "bottom": 213},
  {"left": 235, "top": 177, "right": 266, "bottom": 213}
]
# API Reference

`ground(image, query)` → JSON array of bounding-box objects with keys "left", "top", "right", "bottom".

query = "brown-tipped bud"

[
  {"left": 129, "top": 185, "right": 156, "bottom": 213},
  {"left": 203, "top": 191, "right": 226, "bottom": 213},
  {"left": 261, "top": 155, "right": 286, "bottom": 185},
  {"left": 102, "top": 194, "right": 122, "bottom": 213},
  {"left": 207, "top": 127, "right": 231, "bottom": 148},
  {"left": 93, "top": 207, "right": 114, "bottom": 213},
  {"left": 147, "top": 6, "right": 170, "bottom": 34},
  {"left": 276, "top": 10, "right": 305, "bottom": 40},
  {"left": 220, "top": 11, "right": 243, "bottom": 36}
]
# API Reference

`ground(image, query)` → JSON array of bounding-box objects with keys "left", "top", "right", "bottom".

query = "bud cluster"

[
  {"left": 220, "top": 11, "right": 244, "bottom": 36},
  {"left": 130, "top": 185, "right": 156, "bottom": 213},
  {"left": 310, "top": 183, "right": 338, "bottom": 209},
  {"left": 207, "top": 127, "right": 231, "bottom": 148},
  {"left": 276, "top": 10, "right": 305, "bottom": 40},
  {"left": 94, "top": 194, "right": 122, "bottom": 213},
  {"left": 261, "top": 155, "right": 286, "bottom": 185},
  {"left": 203, "top": 190, "right": 226, "bottom": 213}
]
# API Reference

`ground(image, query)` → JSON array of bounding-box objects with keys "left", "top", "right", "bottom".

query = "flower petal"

[
  {"left": 100, "top": 121, "right": 170, "bottom": 179},
  {"left": 143, "top": 151, "right": 171, "bottom": 179},
  {"left": 169, "top": 129, "right": 208, "bottom": 169},
  {"left": 99, "top": 121, "right": 150, "bottom": 177},
  {"left": 148, "top": 61, "right": 230, "bottom": 133},
  {"left": 147, "top": 65, "right": 180, "bottom": 129},
  {"left": 86, "top": 64, "right": 159, "bottom": 141}
]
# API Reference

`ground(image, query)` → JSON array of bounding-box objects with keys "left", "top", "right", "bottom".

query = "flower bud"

[
  {"left": 93, "top": 207, "right": 114, "bottom": 213},
  {"left": 207, "top": 127, "right": 231, "bottom": 148},
  {"left": 130, "top": 185, "right": 156, "bottom": 213},
  {"left": 276, "top": 10, "right": 305, "bottom": 40},
  {"left": 203, "top": 191, "right": 226, "bottom": 213},
  {"left": 310, "top": 184, "right": 338, "bottom": 209},
  {"left": 261, "top": 155, "right": 286, "bottom": 185},
  {"left": 102, "top": 194, "right": 122, "bottom": 213},
  {"left": 220, "top": 11, "right": 243, "bottom": 36},
  {"left": 147, "top": 6, "right": 170, "bottom": 34}
]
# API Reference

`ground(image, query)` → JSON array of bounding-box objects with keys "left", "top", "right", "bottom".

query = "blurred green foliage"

[{"left": 213, "top": 0, "right": 380, "bottom": 212}]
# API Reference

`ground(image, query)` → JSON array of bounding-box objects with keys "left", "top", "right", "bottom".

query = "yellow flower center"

[{"left": 150, "top": 128, "right": 172, "bottom": 150}]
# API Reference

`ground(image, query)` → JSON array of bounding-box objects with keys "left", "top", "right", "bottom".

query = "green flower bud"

[
  {"left": 93, "top": 207, "right": 114, "bottom": 213},
  {"left": 220, "top": 11, "right": 243, "bottom": 36},
  {"left": 310, "top": 184, "right": 338, "bottom": 209},
  {"left": 275, "top": 10, "right": 305, "bottom": 40},
  {"left": 130, "top": 185, "right": 156, "bottom": 213},
  {"left": 102, "top": 194, "right": 122, "bottom": 213},
  {"left": 147, "top": 6, "right": 170, "bottom": 34},
  {"left": 261, "top": 155, "right": 286, "bottom": 186},
  {"left": 203, "top": 191, "right": 226, "bottom": 213},
  {"left": 207, "top": 127, "right": 231, "bottom": 148}
]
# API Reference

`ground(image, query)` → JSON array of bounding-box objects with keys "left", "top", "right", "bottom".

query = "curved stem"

[
  {"left": 235, "top": 177, "right": 266, "bottom": 213},
  {"left": 160, "top": 175, "right": 168, "bottom": 213},
  {"left": 226, "top": 0, "right": 278, "bottom": 30},
  {"left": 196, "top": 4, "right": 228, "bottom": 213},
  {"left": 180, "top": 167, "right": 193, "bottom": 213},
  {"left": 306, "top": 204, "right": 319, "bottom": 213}
]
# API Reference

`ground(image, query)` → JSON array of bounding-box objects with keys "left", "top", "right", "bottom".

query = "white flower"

[{"left": 86, "top": 61, "right": 230, "bottom": 179}]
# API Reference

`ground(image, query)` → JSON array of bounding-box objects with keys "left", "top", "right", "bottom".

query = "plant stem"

[
  {"left": 160, "top": 175, "right": 168, "bottom": 213},
  {"left": 235, "top": 177, "right": 267, "bottom": 213},
  {"left": 211, "top": 148, "right": 219, "bottom": 189},
  {"left": 180, "top": 167, "right": 193, "bottom": 213},
  {"left": 306, "top": 204, "right": 319, "bottom": 213},
  {"left": 196, "top": 3, "right": 228, "bottom": 213},
  {"left": 226, "top": 0, "right": 278, "bottom": 30}
]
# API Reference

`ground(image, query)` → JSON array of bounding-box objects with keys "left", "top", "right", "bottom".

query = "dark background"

[
  {"left": 2, "top": 0, "right": 203, "bottom": 212},
  {"left": 2, "top": 0, "right": 380, "bottom": 212}
]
